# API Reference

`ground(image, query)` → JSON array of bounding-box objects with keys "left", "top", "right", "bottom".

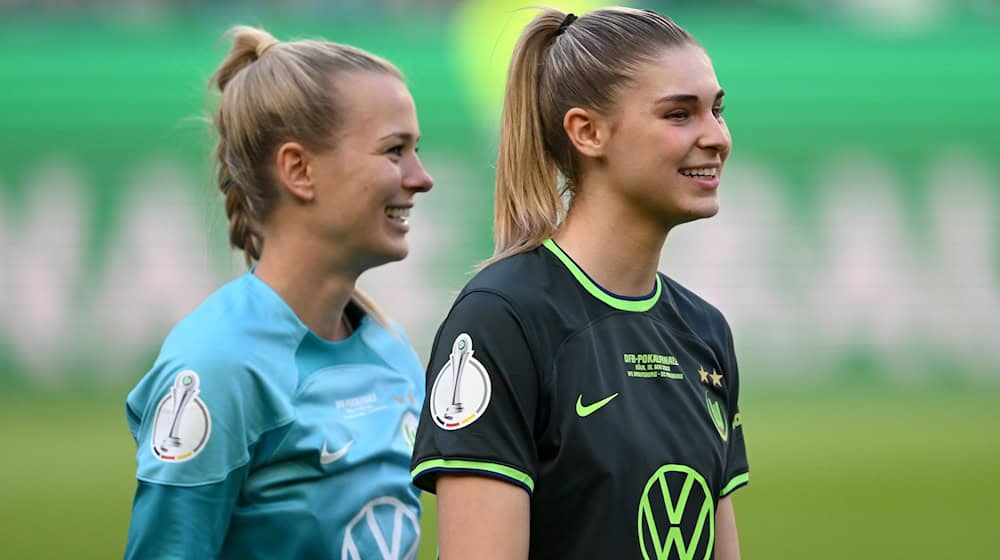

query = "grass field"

[{"left": 1, "top": 382, "right": 996, "bottom": 559}]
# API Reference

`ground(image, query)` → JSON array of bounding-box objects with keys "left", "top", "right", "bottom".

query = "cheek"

[
  {"left": 373, "top": 161, "right": 403, "bottom": 189},
  {"left": 349, "top": 161, "right": 398, "bottom": 203},
  {"left": 648, "top": 127, "right": 691, "bottom": 158},
  {"left": 617, "top": 128, "right": 663, "bottom": 167}
]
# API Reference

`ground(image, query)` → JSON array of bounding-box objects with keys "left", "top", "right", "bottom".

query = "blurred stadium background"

[{"left": 1, "top": 0, "right": 998, "bottom": 558}]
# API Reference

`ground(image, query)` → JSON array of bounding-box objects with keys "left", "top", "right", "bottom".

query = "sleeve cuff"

[
  {"left": 411, "top": 458, "right": 535, "bottom": 494},
  {"left": 720, "top": 472, "right": 749, "bottom": 497}
]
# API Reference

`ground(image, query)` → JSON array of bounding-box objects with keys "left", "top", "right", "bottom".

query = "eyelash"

[
  {"left": 387, "top": 145, "right": 420, "bottom": 157},
  {"left": 663, "top": 106, "right": 726, "bottom": 120}
]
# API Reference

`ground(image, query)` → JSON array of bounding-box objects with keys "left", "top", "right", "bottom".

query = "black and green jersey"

[{"left": 411, "top": 240, "right": 749, "bottom": 559}]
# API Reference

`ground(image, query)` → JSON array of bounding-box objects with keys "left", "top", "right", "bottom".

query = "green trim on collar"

[{"left": 542, "top": 239, "right": 661, "bottom": 312}]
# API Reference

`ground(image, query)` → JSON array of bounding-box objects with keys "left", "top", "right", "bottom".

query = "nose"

[
  {"left": 403, "top": 154, "right": 434, "bottom": 193},
  {"left": 698, "top": 113, "right": 732, "bottom": 157}
]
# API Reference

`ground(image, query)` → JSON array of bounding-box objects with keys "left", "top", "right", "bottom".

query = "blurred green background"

[{"left": 1, "top": 0, "right": 998, "bottom": 558}]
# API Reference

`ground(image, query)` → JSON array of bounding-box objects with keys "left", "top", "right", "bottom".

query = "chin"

[
  {"left": 358, "top": 244, "right": 409, "bottom": 273},
  {"left": 691, "top": 197, "right": 721, "bottom": 219},
  {"left": 380, "top": 242, "right": 410, "bottom": 263},
  {"left": 700, "top": 204, "right": 721, "bottom": 219},
  {"left": 670, "top": 204, "right": 720, "bottom": 228}
]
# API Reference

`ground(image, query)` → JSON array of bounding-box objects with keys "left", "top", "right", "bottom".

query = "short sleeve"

[
  {"left": 719, "top": 323, "right": 749, "bottom": 497},
  {"left": 411, "top": 290, "right": 540, "bottom": 494},
  {"left": 127, "top": 357, "right": 292, "bottom": 487}
]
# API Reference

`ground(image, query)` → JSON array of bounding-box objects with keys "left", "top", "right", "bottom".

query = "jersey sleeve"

[
  {"left": 127, "top": 351, "right": 294, "bottom": 487},
  {"left": 123, "top": 466, "right": 247, "bottom": 559},
  {"left": 411, "top": 290, "right": 540, "bottom": 494},
  {"left": 125, "top": 353, "right": 295, "bottom": 555},
  {"left": 719, "top": 322, "right": 749, "bottom": 497}
]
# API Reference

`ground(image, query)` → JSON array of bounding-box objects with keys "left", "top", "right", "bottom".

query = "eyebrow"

[
  {"left": 378, "top": 131, "right": 420, "bottom": 143},
  {"left": 655, "top": 89, "right": 725, "bottom": 104}
]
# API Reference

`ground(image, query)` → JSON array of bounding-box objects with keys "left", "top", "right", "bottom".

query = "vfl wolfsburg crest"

[
  {"left": 429, "top": 333, "right": 491, "bottom": 430},
  {"left": 638, "top": 465, "right": 714, "bottom": 560},
  {"left": 342, "top": 496, "right": 420, "bottom": 560},
  {"left": 151, "top": 370, "right": 211, "bottom": 462},
  {"left": 704, "top": 392, "right": 729, "bottom": 442}
]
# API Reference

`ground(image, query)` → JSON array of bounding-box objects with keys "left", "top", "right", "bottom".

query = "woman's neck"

[
  {"left": 253, "top": 230, "right": 357, "bottom": 341},
  {"left": 553, "top": 187, "right": 668, "bottom": 297}
]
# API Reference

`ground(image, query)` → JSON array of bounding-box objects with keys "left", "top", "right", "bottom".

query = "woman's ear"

[
  {"left": 275, "top": 142, "right": 316, "bottom": 202},
  {"left": 564, "top": 107, "right": 609, "bottom": 159}
]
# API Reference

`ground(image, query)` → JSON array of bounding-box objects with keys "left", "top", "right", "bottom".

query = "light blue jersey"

[{"left": 125, "top": 272, "right": 424, "bottom": 559}]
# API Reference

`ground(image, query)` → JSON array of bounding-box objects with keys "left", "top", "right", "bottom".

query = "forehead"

[
  {"left": 628, "top": 45, "right": 721, "bottom": 105},
  {"left": 336, "top": 72, "right": 418, "bottom": 138}
]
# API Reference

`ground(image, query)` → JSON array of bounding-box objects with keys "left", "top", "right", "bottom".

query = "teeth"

[
  {"left": 385, "top": 207, "right": 410, "bottom": 221},
  {"left": 680, "top": 168, "right": 718, "bottom": 177}
]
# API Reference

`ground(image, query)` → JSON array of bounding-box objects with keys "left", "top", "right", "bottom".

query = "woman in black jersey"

[{"left": 412, "top": 7, "right": 748, "bottom": 559}]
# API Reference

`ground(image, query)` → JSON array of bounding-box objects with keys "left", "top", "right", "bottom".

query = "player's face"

[
  {"left": 600, "top": 44, "right": 731, "bottom": 229},
  {"left": 308, "top": 72, "right": 433, "bottom": 271}
]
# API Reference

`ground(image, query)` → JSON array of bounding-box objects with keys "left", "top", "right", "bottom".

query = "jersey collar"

[{"left": 542, "top": 239, "right": 662, "bottom": 312}]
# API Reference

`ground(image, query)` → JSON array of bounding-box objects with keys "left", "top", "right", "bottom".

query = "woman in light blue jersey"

[{"left": 124, "top": 25, "right": 433, "bottom": 559}]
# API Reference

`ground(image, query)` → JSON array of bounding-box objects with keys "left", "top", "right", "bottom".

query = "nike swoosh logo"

[
  {"left": 576, "top": 393, "right": 619, "bottom": 417},
  {"left": 320, "top": 440, "right": 354, "bottom": 464}
]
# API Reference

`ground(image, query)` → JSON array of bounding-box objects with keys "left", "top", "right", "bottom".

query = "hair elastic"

[{"left": 556, "top": 13, "right": 578, "bottom": 36}]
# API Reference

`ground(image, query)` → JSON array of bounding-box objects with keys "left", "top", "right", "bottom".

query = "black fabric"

[{"left": 413, "top": 245, "right": 749, "bottom": 559}]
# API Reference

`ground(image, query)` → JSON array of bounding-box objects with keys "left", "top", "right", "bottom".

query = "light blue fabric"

[{"left": 125, "top": 272, "right": 424, "bottom": 559}]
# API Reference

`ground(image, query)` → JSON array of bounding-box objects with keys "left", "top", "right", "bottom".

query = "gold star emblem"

[
  {"left": 698, "top": 366, "right": 709, "bottom": 383},
  {"left": 710, "top": 369, "right": 723, "bottom": 387}
]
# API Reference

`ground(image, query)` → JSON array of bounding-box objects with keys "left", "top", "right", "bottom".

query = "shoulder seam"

[{"left": 449, "top": 287, "right": 546, "bottom": 405}]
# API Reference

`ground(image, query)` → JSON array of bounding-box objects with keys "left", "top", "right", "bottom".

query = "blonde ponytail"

[
  {"left": 210, "top": 26, "right": 282, "bottom": 267},
  {"left": 487, "top": 9, "right": 567, "bottom": 267}
]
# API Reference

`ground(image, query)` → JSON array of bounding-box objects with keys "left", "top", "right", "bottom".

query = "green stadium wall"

[{"left": 1, "top": 12, "right": 998, "bottom": 385}]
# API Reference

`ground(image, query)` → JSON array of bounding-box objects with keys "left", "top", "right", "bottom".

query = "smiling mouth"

[
  {"left": 679, "top": 167, "right": 718, "bottom": 178},
  {"left": 385, "top": 206, "right": 410, "bottom": 224}
]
